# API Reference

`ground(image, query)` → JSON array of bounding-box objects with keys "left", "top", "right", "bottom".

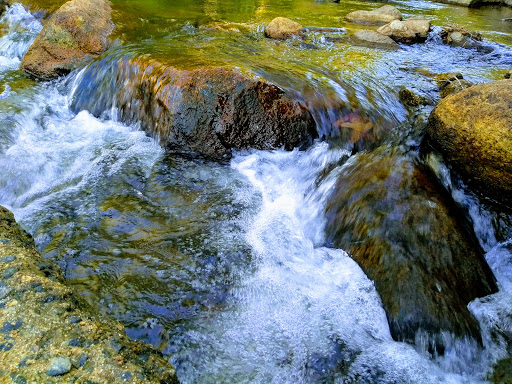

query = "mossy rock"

[
  {"left": 325, "top": 147, "right": 497, "bottom": 352},
  {"left": 0, "top": 206, "right": 179, "bottom": 383},
  {"left": 426, "top": 80, "right": 512, "bottom": 208},
  {"left": 21, "top": 0, "right": 114, "bottom": 79}
]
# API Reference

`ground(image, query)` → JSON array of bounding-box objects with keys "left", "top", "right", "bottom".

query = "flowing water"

[{"left": 0, "top": 1, "right": 512, "bottom": 383}]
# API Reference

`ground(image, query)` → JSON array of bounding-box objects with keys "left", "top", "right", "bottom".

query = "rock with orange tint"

[
  {"left": 70, "top": 57, "right": 316, "bottom": 160},
  {"left": 21, "top": 0, "right": 114, "bottom": 79}
]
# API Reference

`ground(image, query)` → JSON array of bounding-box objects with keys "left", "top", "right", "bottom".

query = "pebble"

[
  {"left": 1, "top": 319, "right": 23, "bottom": 333},
  {"left": 78, "top": 354, "right": 88, "bottom": 367},
  {"left": 69, "top": 338, "right": 81, "bottom": 347},
  {"left": 68, "top": 316, "right": 82, "bottom": 324},
  {"left": 0, "top": 342, "right": 13, "bottom": 352},
  {"left": 0, "top": 255, "right": 15, "bottom": 263},
  {"left": 46, "top": 357, "right": 71, "bottom": 376},
  {"left": 2, "top": 267, "right": 18, "bottom": 279}
]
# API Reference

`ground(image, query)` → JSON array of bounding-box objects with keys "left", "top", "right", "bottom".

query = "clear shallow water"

[{"left": 0, "top": 2, "right": 511, "bottom": 384}]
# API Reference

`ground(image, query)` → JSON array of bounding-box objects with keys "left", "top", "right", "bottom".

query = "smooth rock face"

[
  {"left": 46, "top": 357, "right": 71, "bottom": 376},
  {"left": 426, "top": 80, "right": 512, "bottom": 207},
  {"left": 21, "top": 0, "right": 114, "bottom": 79},
  {"left": 345, "top": 5, "right": 402, "bottom": 24},
  {"left": 377, "top": 19, "right": 431, "bottom": 43},
  {"left": 264, "top": 17, "right": 303, "bottom": 39},
  {"left": 351, "top": 29, "right": 400, "bottom": 49},
  {"left": 0, "top": 206, "right": 178, "bottom": 383},
  {"left": 70, "top": 57, "right": 316, "bottom": 160},
  {"left": 325, "top": 148, "right": 497, "bottom": 351}
]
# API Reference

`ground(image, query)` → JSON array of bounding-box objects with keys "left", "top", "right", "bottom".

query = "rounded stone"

[
  {"left": 345, "top": 5, "right": 402, "bottom": 24},
  {"left": 264, "top": 17, "right": 303, "bottom": 40},
  {"left": 426, "top": 80, "right": 512, "bottom": 207},
  {"left": 46, "top": 357, "right": 71, "bottom": 376}
]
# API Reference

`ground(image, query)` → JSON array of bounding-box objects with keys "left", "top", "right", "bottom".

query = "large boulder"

[
  {"left": 426, "top": 80, "right": 512, "bottom": 207},
  {"left": 325, "top": 148, "right": 497, "bottom": 352},
  {"left": 0, "top": 206, "right": 178, "bottom": 383},
  {"left": 70, "top": 57, "right": 316, "bottom": 160},
  {"left": 264, "top": 17, "right": 303, "bottom": 40},
  {"left": 21, "top": 0, "right": 114, "bottom": 79},
  {"left": 344, "top": 5, "right": 402, "bottom": 24},
  {"left": 377, "top": 19, "right": 431, "bottom": 44}
]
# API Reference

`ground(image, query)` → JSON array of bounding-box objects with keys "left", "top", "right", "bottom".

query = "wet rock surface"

[
  {"left": 70, "top": 57, "right": 316, "bottom": 160},
  {"left": 264, "top": 17, "right": 304, "bottom": 40},
  {"left": 0, "top": 206, "right": 178, "bottom": 383},
  {"left": 377, "top": 19, "right": 431, "bottom": 44},
  {"left": 426, "top": 80, "right": 512, "bottom": 208},
  {"left": 344, "top": 5, "right": 402, "bottom": 24},
  {"left": 21, "top": 0, "right": 114, "bottom": 79},
  {"left": 325, "top": 147, "right": 498, "bottom": 351}
]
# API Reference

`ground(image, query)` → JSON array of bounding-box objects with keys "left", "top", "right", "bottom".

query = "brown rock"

[
  {"left": 70, "top": 58, "right": 316, "bottom": 160},
  {"left": 21, "top": 0, "right": 114, "bottom": 79},
  {"left": 345, "top": 5, "right": 402, "bottom": 24},
  {"left": 264, "top": 17, "right": 303, "bottom": 40},
  {"left": 351, "top": 29, "right": 400, "bottom": 49},
  {"left": 377, "top": 18, "right": 431, "bottom": 44},
  {"left": 325, "top": 147, "right": 498, "bottom": 351},
  {"left": 426, "top": 80, "right": 512, "bottom": 207}
]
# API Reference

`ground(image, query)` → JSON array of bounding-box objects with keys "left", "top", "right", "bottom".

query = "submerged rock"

[
  {"left": 21, "top": 0, "right": 114, "bottom": 79},
  {"left": 325, "top": 148, "right": 497, "bottom": 351},
  {"left": 264, "top": 17, "right": 304, "bottom": 40},
  {"left": 0, "top": 206, "right": 178, "bottom": 383},
  {"left": 351, "top": 30, "right": 400, "bottom": 49},
  {"left": 344, "top": 5, "right": 402, "bottom": 24},
  {"left": 426, "top": 80, "right": 512, "bottom": 208},
  {"left": 377, "top": 19, "right": 431, "bottom": 44},
  {"left": 70, "top": 57, "right": 316, "bottom": 160}
]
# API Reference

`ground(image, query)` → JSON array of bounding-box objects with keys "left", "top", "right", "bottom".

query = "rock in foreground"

[
  {"left": 0, "top": 206, "right": 178, "bottom": 383},
  {"left": 344, "top": 5, "right": 402, "bottom": 24},
  {"left": 21, "top": 0, "right": 114, "bottom": 79},
  {"left": 325, "top": 148, "right": 497, "bottom": 351},
  {"left": 264, "top": 17, "right": 303, "bottom": 39},
  {"left": 71, "top": 57, "right": 316, "bottom": 160},
  {"left": 426, "top": 80, "right": 512, "bottom": 207}
]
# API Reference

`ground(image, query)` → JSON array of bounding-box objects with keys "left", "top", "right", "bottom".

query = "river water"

[{"left": 0, "top": 1, "right": 511, "bottom": 383}]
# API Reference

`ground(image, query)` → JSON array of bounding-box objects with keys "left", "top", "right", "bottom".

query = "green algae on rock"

[
  {"left": 21, "top": 0, "right": 114, "bottom": 79},
  {"left": 426, "top": 80, "right": 512, "bottom": 208},
  {"left": 0, "top": 206, "right": 178, "bottom": 383},
  {"left": 325, "top": 147, "right": 498, "bottom": 352}
]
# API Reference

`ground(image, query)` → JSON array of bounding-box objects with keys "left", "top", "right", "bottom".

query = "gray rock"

[
  {"left": 351, "top": 29, "right": 400, "bottom": 49},
  {"left": 46, "top": 357, "right": 71, "bottom": 376},
  {"left": 345, "top": 5, "right": 402, "bottom": 24}
]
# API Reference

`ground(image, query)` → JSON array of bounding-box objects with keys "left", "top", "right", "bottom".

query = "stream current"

[{"left": 0, "top": 2, "right": 512, "bottom": 383}]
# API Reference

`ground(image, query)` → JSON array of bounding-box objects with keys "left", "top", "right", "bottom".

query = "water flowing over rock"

[
  {"left": 426, "top": 80, "right": 512, "bottom": 208},
  {"left": 344, "top": 5, "right": 402, "bottom": 24},
  {"left": 0, "top": 206, "right": 178, "bottom": 383},
  {"left": 264, "top": 17, "right": 304, "bottom": 40},
  {"left": 21, "top": 0, "right": 114, "bottom": 79},
  {"left": 325, "top": 148, "right": 498, "bottom": 352},
  {"left": 70, "top": 56, "right": 316, "bottom": 160},
  {"left": 377, "top": 19, "right": 431, "bottom": 44}
]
